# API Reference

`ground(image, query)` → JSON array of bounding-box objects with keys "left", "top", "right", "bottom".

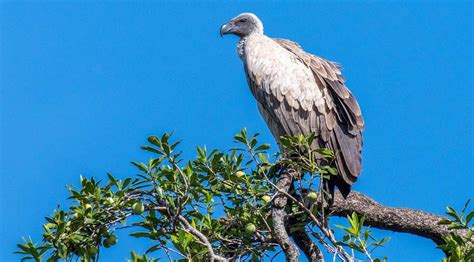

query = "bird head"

[{"left": 220, "top": 13, "right": 264, "bottom": 38}]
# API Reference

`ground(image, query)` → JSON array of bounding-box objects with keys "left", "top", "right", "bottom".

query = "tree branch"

[
  {"left": 178, "top": 215, "right": 227, "bottom": 262},
  {"left": 272, "top": 168, "right": 300, "bottom": 262},
  {"left": 291, "top": 229, "right": 325, "bottom": 262},
  {"left": 330, "top": 191, "right": 467, "bottom": 245}
]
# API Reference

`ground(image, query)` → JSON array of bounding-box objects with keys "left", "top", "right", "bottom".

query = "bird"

[{"left": 220, "top": 13, "right": 364, "bottom": 198}]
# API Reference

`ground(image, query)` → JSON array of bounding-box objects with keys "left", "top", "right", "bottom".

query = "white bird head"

[{"left": 220, "top": 13, "right": 264, "bottom": 38}]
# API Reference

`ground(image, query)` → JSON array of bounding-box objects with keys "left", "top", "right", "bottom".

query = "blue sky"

[{"left": 1, "top": 1, "right": 472, "bottom": 261}]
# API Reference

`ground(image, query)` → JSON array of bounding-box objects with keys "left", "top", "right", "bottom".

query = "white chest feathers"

[{"left": 241, "top": 34, "right": 326, "bottom": 112}]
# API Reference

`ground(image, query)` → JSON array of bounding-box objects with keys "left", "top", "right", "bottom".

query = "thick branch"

[
  {"left": 330, "top": 191, "right": 467, "bottom": 245},
  {"left": 272, "top": 168, "right": 300, "bottom": 262},
  {"left": 291, "top": 230, "right": 325, "bottom": 262}
]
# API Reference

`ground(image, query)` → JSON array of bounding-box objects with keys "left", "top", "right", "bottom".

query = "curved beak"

[{"left": 220, "top": 22, "right": 232, "bottom": 37}]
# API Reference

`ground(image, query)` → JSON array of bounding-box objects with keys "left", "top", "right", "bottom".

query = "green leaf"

[
  {"left": 315, "top": 148, "right": 335, "bottom": 158},
  {"left": 255, "top": 144, "right": 270, "bottom": 151},
  {"left": 466, "top": 211, "right": 474, "bottom": 224},
  {"left": 148, "top": 136, "right": 162, "bottom": 147},
  {"left": 438, "top": 219, "right": 453, "bottom": 225},
  {"left": 234, "top": 135, "right": 246, "bottom": 144},
  {"left": 131, "top": 162, "right": 148, "bottom": 173},
  {"left": 130, "top": 232, "right": 152, "bottom": 238},
  {"left": 140, "top": 146, "right": 162, "bottom": 155}
]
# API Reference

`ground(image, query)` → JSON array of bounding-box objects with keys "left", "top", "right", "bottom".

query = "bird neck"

[
  {"left": 237, "top": 37, "right": 247, "bottom": 58},
  {"left": 237, "top": 33, "right": 265, "bottom": 59}
]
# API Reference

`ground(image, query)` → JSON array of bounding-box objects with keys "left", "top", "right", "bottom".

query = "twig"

[{"left": 177, "top": 215, "right": 227, "bottom": 262}]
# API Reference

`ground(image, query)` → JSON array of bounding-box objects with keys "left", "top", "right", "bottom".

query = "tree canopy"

[{"left": 16, "top": 130, "right": 474, "bottom": 261}]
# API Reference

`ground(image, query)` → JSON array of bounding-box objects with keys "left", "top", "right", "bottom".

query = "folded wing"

[{"left": 244, "top": 37, "right": 364, "bottom": 196}]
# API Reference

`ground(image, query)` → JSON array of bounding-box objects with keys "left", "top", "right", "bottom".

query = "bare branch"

[
  {"left": 291, "top": 229, "right": 325, "bottom": 262},
  {"left": 330, "top": 191, "right": 467, "bottom": 245},
  {"left": 266, "top": 170, "right": 353, "bottom": 261},
  {"left": 271, "top": 168, "right": 300, "bottom": 261}
]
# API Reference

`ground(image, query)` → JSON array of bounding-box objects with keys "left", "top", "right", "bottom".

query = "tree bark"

[
  {"left": 329, "top": 191, "right": 467, "bottom": 245},
  {"left": 272, "top": 168, "right": 300, "bottom": 262},
  {"left": 291, "top": 229, "right": 325, "bottom": 262}
]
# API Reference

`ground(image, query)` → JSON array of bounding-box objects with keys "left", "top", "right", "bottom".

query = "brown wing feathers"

[{"left": 271, "top": 38, "right": 364, "bottom": 196}]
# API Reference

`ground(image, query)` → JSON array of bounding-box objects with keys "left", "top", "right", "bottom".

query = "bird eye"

[{"left": 239, "top": 18, "right": 247, "bottom": 23}]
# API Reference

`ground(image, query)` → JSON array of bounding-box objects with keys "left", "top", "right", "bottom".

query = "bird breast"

[{"left": 242, "top": 34, "right": 325, "bottom": 112}]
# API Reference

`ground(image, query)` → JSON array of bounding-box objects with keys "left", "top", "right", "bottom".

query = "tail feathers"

[{"left": 332, "top": 124, "right": 362, "bottom": 186}]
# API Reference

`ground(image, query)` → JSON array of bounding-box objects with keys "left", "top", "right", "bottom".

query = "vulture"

[{"left": 220, "top": 13, "right": 364, "bottom": 198}]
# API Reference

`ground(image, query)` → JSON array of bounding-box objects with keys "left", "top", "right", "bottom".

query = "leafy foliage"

[
  {"left": 336, "top": 212, "right": 390, "bottom": 262},
  {"left": 438, "top": 200, "right": 474, "bottom": 262},
  {"left": 15, "top": 130, "right": 279, "bottom": 261},
  {"left": 14, "top": 129, "right": 467, "bottom": 261}
]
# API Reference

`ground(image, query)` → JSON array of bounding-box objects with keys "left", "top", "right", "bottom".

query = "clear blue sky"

[{"left": 1, "top": 1, "right": 472, "bottom": 261}]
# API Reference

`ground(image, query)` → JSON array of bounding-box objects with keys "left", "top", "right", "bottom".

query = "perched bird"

[{"left": 220, "top": 13, "right": 364, "bottom": 198}]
